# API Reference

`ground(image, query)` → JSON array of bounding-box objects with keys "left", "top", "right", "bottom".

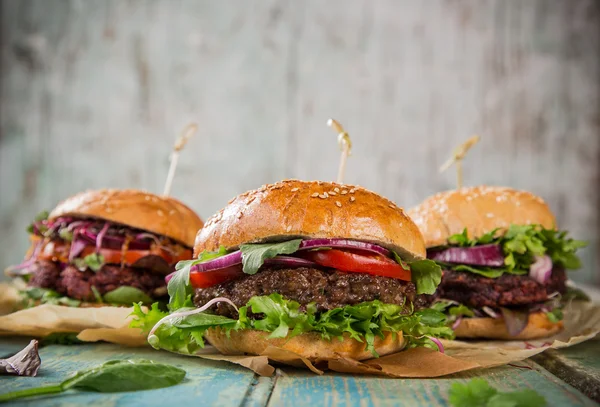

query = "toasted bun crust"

[
  {"left": 453, "top": 312, "right": 564, "bottom": 340},
  {"left": 407, "top": 186, "right": 556, "bottom": 248},
  {"left": 49, "top": 189, "right": 204, "bottom": 247},
  {"left": 205, "top": 329, "right": 405, "bottom": 361},
  {"left": 195, "top": 179, "right": 425, "bottom": 261}
]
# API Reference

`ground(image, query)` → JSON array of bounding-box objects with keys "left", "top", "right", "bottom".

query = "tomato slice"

[
  {"left": 301, "top": 249, "right": 412, "bottom": 281},
  {"left": 189, "top": 266, "right": 245, "bottom": 289}
]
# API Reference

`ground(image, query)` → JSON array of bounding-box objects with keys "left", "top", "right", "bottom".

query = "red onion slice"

[
  {"left": 148, "top": 297, "right": 239, "bottom": 339},
  {"left": 482, "top": 306, "right": 500, "bottom": 319},
  {"left": 190, "top": 251, "right": 243, "bottom": 273},
  {"left": 500, "top": 308, "right": 529, "bottom": 337},
  {"left": 451, "top": 317, "right": 463, "bottom": 330},
  {"left": 530, "top": 255, "right": 552, "bottom": 284},
  {"left": 298, "top": 239, "right": 391, "bottom": 256},
  {"left": 96, "top": 222, "right": 110, "bottom": 251},
  {"left": 428, "top": 244, "right": 504, "bottom": 267},
  {"left": 426, "top": 336, "right": 445, "bottom": 353},
  {"left": 5, "top": 241, "right": 43, "bottom": 276},
  {"left": 68, "top": 236, "right": 88, "bottom": 261}
]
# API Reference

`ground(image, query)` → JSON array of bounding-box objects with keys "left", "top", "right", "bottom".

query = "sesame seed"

[
  {"left": 291, "top": 187, "right": 299, "bottom": 192},
  {"left": 329, "top": 191, "right": 337, "bottom": 196},
  {"left": 311, "top": 193, "right": 319, "bottom": 198},
  {"left": 319, "top": 194, "right": 327, "bottom": 199},
  {"left": 336, "top": 201, "right": 342, "bottom": 207},
  {"left": 237, "top": 212, "right": 243, "bottom": 218},
  {"left": 349, "top": 189, "right": 356, "bottom": 194},
  {"left": 247, "top": 196, "right": 256, "bottom": 204},
  {"left": 350, "top": 196, "right": 356, "bottom": 202},
  {"left": 169, "top": 209, "right": 176, "bottom": 215},
  {"left": 286, "top": 225, "right": 292, "bottom": 232},
  {"left": 145, "top": 196, "right": 151, "bottom": 201},
  {"left": 106, "top": 207, "right": 113, "bottom": 213},
  {"left": 334, "top": 188, "right": 340, "bottom": 193},
  {"left": 157, "top": 210, "right": 164, "bottom": 217},
  {"left": 341, "top": 190, "right": 348, "bottom": 195},
  {"left": 389, "top": 204, "right": 395, "bottom": 209},
  {"left": 324, "top": 192, "right": 329, "bottom": 197}
]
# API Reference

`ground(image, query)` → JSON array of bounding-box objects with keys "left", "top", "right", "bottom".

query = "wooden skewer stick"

[
  {"left": 327, "top": 118, "right": 352, "bottom": 184},
  {"left": 439, "top": 135, "right": 481, "bottom": 188},
  {"left": 163, "top": 123, "right": 198, "bottom": 196}
]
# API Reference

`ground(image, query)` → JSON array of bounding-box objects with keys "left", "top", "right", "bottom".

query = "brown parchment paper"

[{"left": 1, "top": 282, "right": 598, "bottom": 377}]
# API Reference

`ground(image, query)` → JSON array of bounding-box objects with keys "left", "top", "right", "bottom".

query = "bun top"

[
  {"left": 49, "top": 189, "right": 204, "bottom": 247},
  {"left": 407, "top": 186, "right": 556, "bottom": 248},
  {"left": 194, "top": 179, "right": 426, "bottom": 261}
]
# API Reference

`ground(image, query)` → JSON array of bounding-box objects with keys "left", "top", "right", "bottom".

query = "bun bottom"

[
  {"left": 205, "top": 329, "right": 405, "bottom": 361},
  {"left": 454, "top": 312, "right": 564, "bottom": 340}
]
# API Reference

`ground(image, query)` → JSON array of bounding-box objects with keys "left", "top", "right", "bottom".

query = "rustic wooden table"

[{"left": 0, "top": 335, "right": 598, "bottom": 407}]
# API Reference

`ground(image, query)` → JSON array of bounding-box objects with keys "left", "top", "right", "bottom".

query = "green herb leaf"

[
  {"left": 74, "top": 253, "right": 105, "bottom": 272},
  {"left": 240, "top": 239, "right": 303, "bottom": 275},
  {"left": 169, "top": 246, "right": 228, "bottom": 310},
  {"left": 91, "top": 286, "right": 103, "bottom": 303},
  {"left": 103, "top": 286, "right": 152, "bottom": 305},
  {"left": 26, "top": 210, "right": 49, "bottom": 234},
  {"left": 0, "top": 359, "right": 185, "bottom": 402},
  {"left": 59, "top": 228, "right": 74, "bottom": 242},
  {"left": 449, "top": 304, "right": 475, "bottom": 318},
  {"left": 40, "top": 333, "right": 83, "bottom": 346},
  {"left": 19, "top": 287, "right": 81, "bottom": 308},
  {"left": 546, "top": 308, "right": 564, "bottom": 323},
  {"left": 448, "top": 379, "right": 546, "bottom": 407},
  {"left": 410, "top": 259, "right": 442, "bottom": 295}
]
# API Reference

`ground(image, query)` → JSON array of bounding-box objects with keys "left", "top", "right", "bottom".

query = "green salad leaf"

[
  {"left": 19, "top": 287, "right": 81, "bottom": 308},
  {"left": 169, "top": 246, "right": 228, "bottom": 310},
  {"left": 440, "top": 225, "right": 586, "bottom": 278},
  {"left": 26, "top": 210, "right": 49, "bottom": 234},
  {"left": 73, "top": 253, "right": 105, "bottom": 272},
  {"left": 132, "top": 295, "right": 454, "bottom": 357},
  {"left": 103, "top": 286, "right": 152, "bottom": 305},
  {"left": 409, "top": 259, "right": 442, "bottom": 295},
  {"left": 449, "top": 378, "right": 546, "bottom": 407},
  {"left": 240, "top": 239, "right": 303, "bottom": 275}
]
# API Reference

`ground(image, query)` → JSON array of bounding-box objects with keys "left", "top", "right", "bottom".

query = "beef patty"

[
  {"left": 433, "top": 267, "right": 567, "bottom": 308},
  {"left": 194, "top": 266, "right": 426, "bottom": 318},
  {"left": 27, "top": 260, "right": 166, "bottom": 302}
]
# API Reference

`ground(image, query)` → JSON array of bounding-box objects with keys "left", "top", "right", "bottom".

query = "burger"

[
  {"left": 6, "top": 189, "right": 204, "bottom": 308},
  {"left": 133, "top": 180, "right": 453, "bottom": 361},
  {"left": 407, "top": 186, "right": 587, "bottom": 340}
]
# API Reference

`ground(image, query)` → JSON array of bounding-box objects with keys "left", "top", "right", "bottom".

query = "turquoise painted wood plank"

[
  {"left": 268, "top": 360, "right": 597, "bottom": 407},
  {"left": 533, "top": 339, "right": 600, "bottom": 403},
  {"left": 0, "top": 337, "right": 33, "bottom": 358},
  {"left": 0, "top": 343, "right": 257, "bottom": 407}
]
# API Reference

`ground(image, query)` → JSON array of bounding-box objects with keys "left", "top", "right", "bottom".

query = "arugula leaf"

[
  {"left": 240, "top": 240, "right": 302, "bottom": 275},
  {"left": 103, "top": 286, "right": 152, "bottom": 305},
  {"left": 74, "top": 253, "right": 105, "bottom": 272},
  {"left": 409, "top": 259, "right": 442, "bottom": 295},
  {"left": 448, "top": 378, "right": 546, "bottom": 407},
  {"left": 0, "top": 359, "right": 186, "bottom": 402},
  {"left": 134, "top": 295, "right": 454, "bottom": 356},
  {"left": 169, "top": 246, "right": 228, "bottom": 310}
]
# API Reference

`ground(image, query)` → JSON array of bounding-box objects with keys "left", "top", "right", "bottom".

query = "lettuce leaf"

[
  {"left": 131, "top": 295, "right": 455, "bottom": 356},
  {"left": 240, "top": 240, "right": 303, "bottom": 275},
  {"left": 409, "top": 260, "right": 442, "bottom": 295},
  {"left": 103, "top": 286, "right": 152, "bottom": 305},
  {"left": 19, "top": 287, "right": 81, "bottom": 308},
  {"left": 441, "top": 225, "right": 586, "bottom": 277}
]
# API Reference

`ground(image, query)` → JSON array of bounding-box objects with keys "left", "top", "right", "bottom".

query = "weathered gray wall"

[{"left": 1, "top": 0, "right": 599, "bottom": 284}]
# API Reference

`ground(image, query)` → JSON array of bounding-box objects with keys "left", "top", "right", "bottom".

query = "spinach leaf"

[
  {"left": 0, "top": 359, "right": 186, "bottom": 402},
  {"left": 103, "top": 286, "right": 152, "bottom": 305},
  {"left": 240, "top": 239, "right": 302, "bottom": 275}
]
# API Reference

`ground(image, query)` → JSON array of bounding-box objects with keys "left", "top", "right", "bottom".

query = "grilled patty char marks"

[
  {"left": 194, "top": 266, "right": 426, "bottom": 318},
  {"left": 27, "top": 260, "right": 166, "bottom": 301},
  {"left": 433, "top": 267, "right": 567, "bottom": 308}
]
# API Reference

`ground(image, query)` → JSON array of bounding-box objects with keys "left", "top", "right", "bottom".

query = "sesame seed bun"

[
  {"left": 453, "top": 312, "right": 564, "bottom": 340},
  {"left": 407, "top": 186, "right": 556, "bottom": 248},
  {"left": 205, "top": 328, "right": 405, "bottom": 361},
  {"left": 49, "top": 189, "right": 204, "bottom": 247},
  {"left": 195, "top": 179, "right": 426, "bottom": 261}
]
